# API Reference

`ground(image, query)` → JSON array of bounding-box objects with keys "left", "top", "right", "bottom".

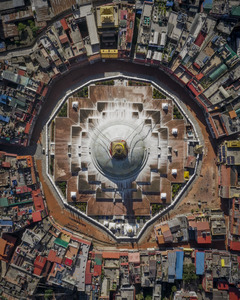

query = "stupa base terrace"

[{"left": 46, "top": 76, "right": 201, "bottom": 239}]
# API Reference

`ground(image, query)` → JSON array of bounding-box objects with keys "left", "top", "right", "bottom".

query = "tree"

[
  {"left": 183, "top": 264, "right": 198, "bottom": 284},
  {"left": 32, "top": 26, "right": 39, "bottom": 37},
  {"left": 58, "top": 102, "right": 67, "bottom": 117},
  {"left": 28, "top": 20, "right": 34, "bottom": 26},
  {"left": 27, "top": 19, "right": 39, "bottom": 37},
  {"left": 101, "top": 268, "right": 105, "bottom": 281},
  {"left": 136, "top": 294, "right": 144, "bottom": 300},
  {"left": 170, "top": 286, "right": 177, "bottom": 300},
  {"left": 44, "top": 289, "right": 53, "bottom": 299},
  {"left": 145, "top": 296, "right": 152, "bottom": 300},
  {"left": 18, "top": 22, "right": 26, "bottom": 32}
]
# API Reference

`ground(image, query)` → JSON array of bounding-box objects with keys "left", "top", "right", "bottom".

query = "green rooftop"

[
  {"left": 54, "top": 237, "right": 69, "bottom": 248},
  {"left": 0, "top": 197, "right": 8, "bottom": 207},
  {"left": 8, "top": 200, "right": 33, "bottom": 207},
  {"left": 16, "top": 99, "right": 26, "bottom": 108},
  {"left": 95, "top": 257, "right": 102, "bottom": 265},
  {"left": 231, "top": 6, "right": 240, "bottom": 17},
  {"left": 209, "top": 64, "right": 227, "bottom": 81},
  {"left": 225, "top": 44, "right": 237, "bottom": 61}
]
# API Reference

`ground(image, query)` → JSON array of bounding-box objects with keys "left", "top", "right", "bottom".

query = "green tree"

[
  {"left": 145, "top": 296, "right": 152, "bottom": 300},
  {"left": 153, "top": 88, "right": 166, "bottom": 99},
  {"left": 32, "top": 26, "right": 39, "bottom": 37},
  {"left": 27, "top": 20, "right": 39, "bottom": 36},
  {"left": 28, "top": 20, "right": 34, "bottom": 27},
  {"left": 101, "top": 268, "right": 105, "bottom": 281},
  {"left": 44, "top": 289, "right": 53, "bottom": 299},
  {"left": 136, "top": 294, "right": 144, "bottom": 300},
  {"left": 57, "top": 181, "right": 67, "bottom": 197},
  {"left": 183, "top": 264, "right": 198, "bottom": 283},
  {"left": 18, "top": 22, "right": 26, "bottom": 32},
  {"left": 58, "top": 102, "right": 67, "bottom": 117},
  {"left": 171, "top": 285, "right": 177, "bottom": 299}
]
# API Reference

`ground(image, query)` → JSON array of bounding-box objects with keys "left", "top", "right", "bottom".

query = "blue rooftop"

[
  {"left": 0, "top": 220, "right": 13, "bottom": 226},
  {"left": 0, "top": 42, "right": 5, "bottom": 49},
  {"left": 0, "top": 94, "right": 8, "bottom": 106},
  {"left": 196, "top": 251, "right": 205, "bottom": 275},
  {"left": 203, "top": 0, "right": 213, "bottom": 8},
  {"left": 175, "top": 251, "right": 184, "bottom": 279},
  {"left": 0, "top": 115, "right": 10, "bottom": 123},
  {"left": 166, "top": 1, "right": 174, "bottom": 7},
  {"left": 0, "top": 94, "right": 7, "bottom": 100}
]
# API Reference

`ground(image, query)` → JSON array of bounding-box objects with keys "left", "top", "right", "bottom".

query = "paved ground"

[
  {"left": 36, "top": 159, "right": 117, "bottom": 246},
  {"left": 30, "top": 61, "right": 213, "bottom": 144},
  {"left": 172, "top": 132, "right": 219, "bottom": 216},
  {"left": 136, "top": 99, "right": 219, "bottom": 247}
]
